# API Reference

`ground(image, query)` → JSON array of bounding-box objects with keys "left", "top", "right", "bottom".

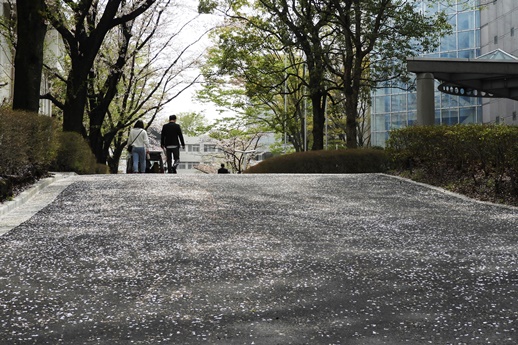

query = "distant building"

[
  {"left": 178, "top": 135, "right": 221, "bottom": 174},
  {"left": 479, "top": 0, "right": 518, "bottom": 125},
  {"left": 177, "top": 134, "right": 275, "bottom": 174},
  {"left": 371, "top": 0, "right": 518, "bottom": 147},
  {"left": 122, "top": 133, "right": 275, "bottom": 174}
]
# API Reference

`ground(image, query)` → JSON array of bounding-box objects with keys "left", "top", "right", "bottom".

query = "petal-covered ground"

[{"left": 0, "top": 174, "right": 517, "bottom": 344}]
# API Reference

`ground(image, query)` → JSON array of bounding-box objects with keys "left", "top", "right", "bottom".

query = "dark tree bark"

[
  {"left": 257, "top": 0, "right": 331, "bottom": 150},
  {"left": 328, "top": 0, "right": 449, "bottom": 148},
  {"left": 13, "top": 0, "right": 47, "bottom": 112},
  {"left": 87, "top": 21, "right": 132, "bottom": 165},
  {"left": 47, "top": 0, "right": 157, "bottom": 134}
]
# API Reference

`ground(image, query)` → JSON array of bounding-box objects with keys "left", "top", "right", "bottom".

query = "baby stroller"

[
  {"left": 145, "top": 151, "right": 165, "bottom": 173},
  {"left": 126, "top": 150, "right": 165, "bottom": 173}
]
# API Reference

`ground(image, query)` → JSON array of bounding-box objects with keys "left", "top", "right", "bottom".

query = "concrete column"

[{"left": 416, "top": 73, "right": 435, "bottom": 126}]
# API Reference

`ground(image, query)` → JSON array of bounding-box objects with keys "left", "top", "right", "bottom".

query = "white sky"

[
  {"left": 158, "top": 1, "right": 226, "bottom": 125},
  {"left": 165, "top": 82, "right": 221, "bottom": 124}
]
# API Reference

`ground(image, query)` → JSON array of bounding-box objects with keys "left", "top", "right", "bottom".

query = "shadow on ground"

[{"left": 0, "top": 174, "right": 517, "bottom": 344}]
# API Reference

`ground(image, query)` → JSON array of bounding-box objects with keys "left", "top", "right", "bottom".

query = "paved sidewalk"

[
  {"left": 0, "top": 174, "right": 517, "bottom": 344},
  {"left": 0, "top": 173, "right": 76, "bottom": 236}
]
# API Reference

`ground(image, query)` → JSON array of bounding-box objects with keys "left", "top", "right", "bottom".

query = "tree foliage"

[
  {"left": 37, "top": 0, "right": 210, "bottom": 172},
  {"left": 177, "top": 112, "right": 209, "bottom": 136},
  {"left": 198, "top": 0, "right": 450, "bottom": 149},
  {"left": 198, "top": 21, "right": 310, "bottom": 152},
  {"left": 208, "top": 117, "right": 265, "bottom": 173},
  {"left": 44, "top": 0, "right": 161, "bottom": 135},
  {"left": 84, "top": 2, "right": 207, "bottom": 172}
]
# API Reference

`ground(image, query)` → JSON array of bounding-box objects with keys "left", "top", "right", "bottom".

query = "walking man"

[
  {"left": 161, "top": 115, "right": 185, "bottom": 173},
  {"left": 218, "top": 163, "right": 229, "bottom": 174}
]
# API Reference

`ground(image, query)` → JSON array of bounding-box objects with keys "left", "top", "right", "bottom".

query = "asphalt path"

[{"left": 0, "top": 174, "right": 517, "bottom": 344}]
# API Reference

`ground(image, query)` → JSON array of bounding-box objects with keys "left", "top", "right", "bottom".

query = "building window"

[
  {"left": 204, "top": 144, "right": 217, "bottom": 152},
  {"left": 511, "top": 28, "right": 515, "bottom": 37},
  {"left": 186, "top": 144, "right": 200, "bottom": 152},
  {"left": 494, "top": 35, "right": 498, "bottom": 44},
  {"left": 178, "top": 162, "right": 198, "bottom": 170},
  {"left": 495, "top": 116, "right": 500, "bottom": 124},
  {"left": 458, "top": 31, "right": 475, "bottom": 50},
  {"left": 458, "top": 12, "right": 474, "bottom": 31},
  {"left": 370, "top": 3, "right": 482, "bottom": 147},
  {"left": 513, "top": 111, "right": 517, "bottom": 121}
]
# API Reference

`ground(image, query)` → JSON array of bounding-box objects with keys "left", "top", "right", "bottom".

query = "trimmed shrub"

[
  {"left": 387, "top": 124, "right": 518, "bottom": 205},
  {"left": 245, "top": 149, "right": 390, "bottom": 174},
  {"left": 95, "top": 163, "right": 109, "bottom": 174},
  {"left": 0, "top": 108, "right": 58, "bottom": 177},
  {"left": 0, "top": 178, "right": 12, "bottom": 200},
  {"left": 51, "top": 131, "right": 98, "bottom": 174},
  {"left": 0, "top": 109, "right": 59, "bottom": 201}
]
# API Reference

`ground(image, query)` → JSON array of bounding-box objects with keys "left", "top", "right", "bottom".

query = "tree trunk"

[
  {"left": 311, "top": 93, "right": 326, "bottom": 151},
  {"left": 108, "top": 149, "right": 123, "bottom": 174},
  {"left": 108, "top": 131, "right": 127, "bottom": 174},
  {"left": 62, "top": 69, "right": 89, "bottom": 135},
  {"left": 345, "top": 92, "right": 359, "bottom": 149},
  {"left": 89, "top": 116, "right": 119, "bottom": 166},
  {"left": 89, "top": 124, "right": 106, "bottom": 164},
  {"left": 13, "top": 0, "right": 47, "bottom": 112},
  {"left": 87, "top": 22, "right": 132, "bottom": 164},
  {"left": 343, "top": 54, "right": 361, "bottom": 149}
]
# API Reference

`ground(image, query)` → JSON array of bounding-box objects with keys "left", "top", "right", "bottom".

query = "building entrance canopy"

[{"left": 406, "top": 49, "right": 518, "bottom": 125}]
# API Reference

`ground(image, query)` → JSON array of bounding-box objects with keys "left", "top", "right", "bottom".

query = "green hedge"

[
  {"left": 245, "top": 149, "right": 390, "bottom": 174},
  {"left": 0, "top": 109, "right": 58, "bottom": 177},
  {"left": 51, "top": 131, "right": 101, "bottom": 175},
  {"left": 0, "top": 109, "right": 108, "bottom": 201},
  {"left": 387, "top": 124, "right": 518, "bottom": 204},
  {"left": 0, "top": 109, "right": 59, "bottom": 201}
]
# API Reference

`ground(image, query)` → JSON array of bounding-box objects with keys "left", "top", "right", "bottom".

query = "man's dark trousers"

[{"left": 166, "top": 146, "right": 180, "bottom": 173}]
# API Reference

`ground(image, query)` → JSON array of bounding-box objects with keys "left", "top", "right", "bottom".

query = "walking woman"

[{"left": 128, "top": 120, "right": 150, "bottom": 173}]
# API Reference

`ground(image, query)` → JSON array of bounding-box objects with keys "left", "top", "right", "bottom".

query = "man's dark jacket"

[{"left": 161, "top": 122, "right": 185, "bottom": 147}]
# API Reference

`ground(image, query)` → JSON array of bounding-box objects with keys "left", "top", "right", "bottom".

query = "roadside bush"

[
  {"left": 245, "top": 149, "right": 390, "bottom": 174},
  {"left": 0, "top": 108, "right": 58, "bottom": 177},
  {"left": 51, "top": 131, "right": 98, "bottom": 175},
  {"left": 387, "top": 124, "right": 518, "bottom": 205},
  {"left": 0, "top": 178, "right": 12, "bottom": 201},
  {"left": 0, "top": 109, "right": 58, "bottom": 201},
  {"left": 95, "top": 163, "right": 110, "bottom": 174}
]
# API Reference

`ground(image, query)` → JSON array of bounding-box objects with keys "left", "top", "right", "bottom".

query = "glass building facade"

[{"left": 371, "top": 0, "right": 482, "bottom": 147}]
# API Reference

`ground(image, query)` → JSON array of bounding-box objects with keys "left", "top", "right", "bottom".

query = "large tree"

[
  {"left": 12, "top": 0, "right": 47, "bottom": 112},
  {"left": 198, "top": 22, "right": 310, "bottom": 152},
  {"left": 44, "top": 0, "right": 159, "bottom": 135},
  {"left": 94, "top": 7, "right": 209, "bottom": 172},
  {"left": 327, "top": 0, "right": 448, "bottom": 148},
  {"left": 40, "top": 1, "right": 209, "bottom": 172},
  {"left": 200, "top": 0, "right": 449, "bottom": 149},
  {"left": 200, "top": 0, "right": 340, "bottom": 150},
  {"left": 250, "top": 0, "right": 332, "bottom": 151}
]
